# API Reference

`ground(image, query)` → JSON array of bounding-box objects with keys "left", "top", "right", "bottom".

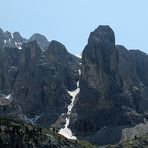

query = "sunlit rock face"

[{"left": 11, "top": 40, "right": 80, "bottom": 128}]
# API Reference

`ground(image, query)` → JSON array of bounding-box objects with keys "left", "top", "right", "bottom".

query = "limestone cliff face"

[
  {"left": 118, "top": 46, "right": 148, "bottom": 114},
  {"left": 0, "top": 35, "right": 80, "bottom": 128},
  {"left": 11, "top": 40, "right": 80, "bottom": 127},
  {"left": 47, "top": 40, "right": 80, "bottom": 91},
  {"left": 0, "top": 47, "right": 20, "bottom": 94},
  {"left": 80, "top": 25, "right": 121, "bottom": 111},
  {"left": 1, "top": 26, "right": 148, "bottom": 146},
  {"left": 0, "top": 28, "right": 26, "bottom": 49},
  {"left": 71, "top": 26, "right": 124, "bottom": 135},
  {"left": 70, "top": 26, "right": 148, "bottom": 145}
]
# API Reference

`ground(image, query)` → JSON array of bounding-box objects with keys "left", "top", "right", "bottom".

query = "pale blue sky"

[{"left": 0, "top": 0, "right": 148, "bottom": 54}]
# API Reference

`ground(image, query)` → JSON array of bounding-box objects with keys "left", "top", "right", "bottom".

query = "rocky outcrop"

[
  {"left": 0, "top": 118, "right": 94, "bottom": 148},
  {"left": 71, "top": 25, "right": 123, "bottom": 133},
  {"left": 0, "top": 47, "right": 20, "bottom": 94},
  {"left": 118, "top": 46, "right": 148, "bottom": 114},
  {"left": 0, "top": 39, "right": 80, "bottom": 128},
  {"left": 108, "top": 134, "right": 148, "bottom": 148},
  {"left": 0, "top": 94, "right": 25, "bottom": 120},
  {"left": 47, "top": 40, "right": 80, "bottom": 91},
  {"left": 0, "top": 28, "right": 49, "bottom": 50},
  {"left": 29, "top": 33, "right": 50, "bottom": 49},
  {"left": 0, "top": 28, "right": 26, "bottom": 49},
  {"left": 70, "top": 25, "right": 148, "bottom": 146}
]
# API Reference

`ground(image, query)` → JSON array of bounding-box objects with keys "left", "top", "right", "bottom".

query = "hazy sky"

[{"left": 0, "top": 0, "right": 148, "bottom": 55}]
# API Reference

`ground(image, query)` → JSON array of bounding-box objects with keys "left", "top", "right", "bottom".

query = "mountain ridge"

[
  {"left": 70, "top": 25, "right": 148, "bottom": 146},
  {"left": 0, "top": 25, "right": 148, "bottom": 147}
]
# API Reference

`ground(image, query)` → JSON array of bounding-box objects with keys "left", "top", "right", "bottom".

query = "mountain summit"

[
  {"left": 29, "top": 33, "right": 50, "bottom": 49},
  {"left": 70, "top": 25, "right": 148, "bottom": 146}
]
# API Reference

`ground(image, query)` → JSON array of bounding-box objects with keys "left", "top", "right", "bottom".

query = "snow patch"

[
  {"left": 59, "top": 70, "right": 81, "bottom": 140},
  {"left": 11, "top": 33, "right": 13, "bottom": 39},
  {"left": 18, "top": 46, "right": 22, "bottom": 50},
  {"left": 0, "top": 93, "right": 12, "bottom": 106},
  {"left": 78, "top": 69, "right": 81, "bottom": 76},
  {"left": 15, "top": 42, "right": 22, "bottom": 49},
  {"left": 5, "top": 94, "right": 13, "bottom": 100},
  {"left": 4, "top": 40, "right": 6, "bottom": 44},
  {"left": 76, "top": 54, "right": 82, "bottom": 59}
]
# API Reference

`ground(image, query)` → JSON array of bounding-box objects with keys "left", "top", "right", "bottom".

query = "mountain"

[
  {"left": 70, "top": 25, "right": 148, "bottom": 146},
  {"left": 0, "top": 28, "right": 50, "bottom": 50},
  {"left": 0, "top": 28, "right": 26, "bottom": 49},
  {"left": 29, "top": 33, "right": 50, "bottom": 49},
  {"left": 0, "top": 118, "right": 95, "bottom": 148},
  {"left": 0, "top": 26, "right": 148, "bottom": 147},
  {"left": 12, "top": 40, "right": 80, "bottom": 128},
  {"left": 0, "top": 28, "right": 81, "bottom": 129}
]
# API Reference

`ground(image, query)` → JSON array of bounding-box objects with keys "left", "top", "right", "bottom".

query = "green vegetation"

[
  {"left": 43, "top": 127, "right": 96, "bottom": 148},
  {"left": 78, "top": 140, "right": 96, "bottom": 148},
  {"left": 0, "top": 118, "right": 96, "bottom": 148}
]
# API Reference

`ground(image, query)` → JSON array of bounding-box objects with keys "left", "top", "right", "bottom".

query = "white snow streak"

[
  {"left": 78, "top": 69, "right": 81, "bottom": 75},
  {"left": 18, "top": 46, "right": 22, "bottom": 50},
  {"left": 76, "top": 54, "right": 82, "bottom": 59},
  {"left": 5, "top": 94, "right": 12, "bottom": 100},
  {"left": 59, "top": 70, "right": 81, "bottom": 140},
  {"left": 15, "top": 42, "right": 22, "bottom": 49},
  {"left": 11, "top": 33, "right": 14, "bottom": 39},
  {"left": 4, "top": 40, "right": 7, "bottom": 44}
]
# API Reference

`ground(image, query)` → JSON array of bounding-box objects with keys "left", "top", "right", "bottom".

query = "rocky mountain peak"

[
  {"left": 0, "top": 28, "right": 26, "bottom": 49},
  {"left": 0, "top": 28, "right": 4, "bottom": 36},
  {"left": 29, "top": 33, "right": 50, "bottom": 49},
  {"left": 0, "top": 28, "right": 49, "bottom": 50},
  {"left": 47, "top": 40, "right": 68, "bottom": 59},
  {"left": 13, "top": 32, "right": 25, "bottom": 41},
  {"left": 1, "top": 26, "right": 148, "bottom": 147},
  {"left": 88, "top": 25, "right": 115, "bottom": 44},
  {"left": 20, "top": 40, "right": 41, "bottom": 69},
  {"left": 83, "top": 25, "right": 118, "bottom": 73},
  {"left": 5, "top": 31, "right": 12, "bottom": 38},
  {"left": 70, "top": 25, "right": 148, "bottom": 146},
  {"left": 23, "top": 40, "right": 39, "bottom": 49}
]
